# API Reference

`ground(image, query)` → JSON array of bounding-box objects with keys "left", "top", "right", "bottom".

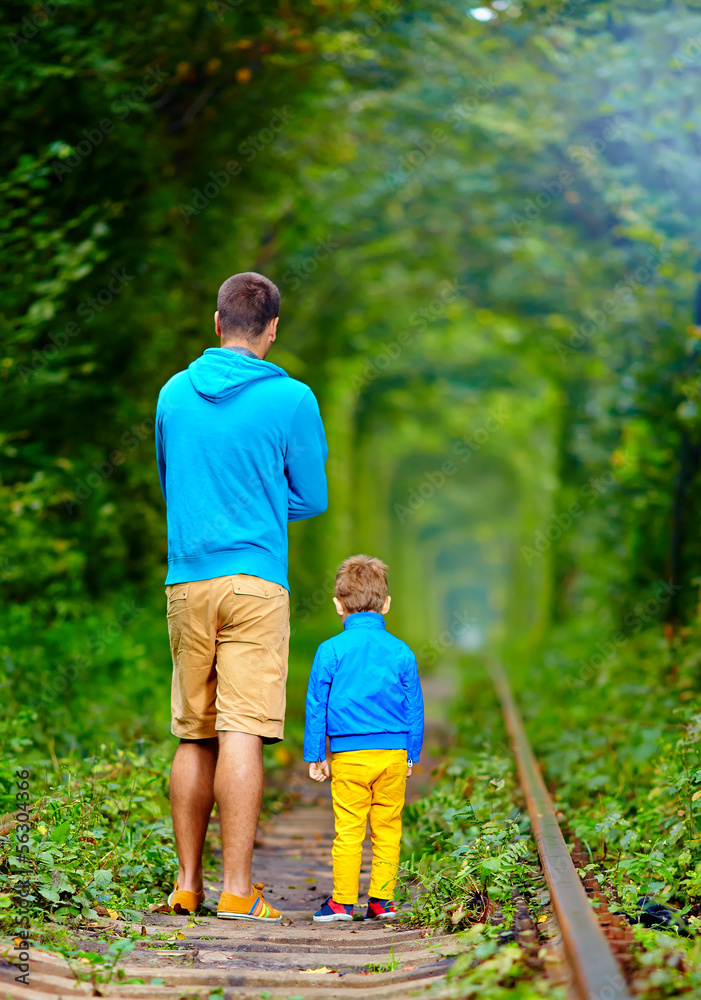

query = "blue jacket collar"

[{"left": 343, "top": 612, "right": 386, "bottom": 631}]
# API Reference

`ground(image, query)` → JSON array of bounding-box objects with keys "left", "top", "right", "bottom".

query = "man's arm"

[
  {"left": 402, "top": 650, "right": 424, "bottom": 766},
  {"left": 303, "top": 643, "right": 334, "bottom": 764},
  {"left": 155, "top": 403, "right": 167, "bottom": 503},
  {"left": 286, "top": 388, "right": 328, "bottom": 522}
]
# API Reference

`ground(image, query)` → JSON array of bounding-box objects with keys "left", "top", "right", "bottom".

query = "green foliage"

[
  {"left": 522, "top": 615, "right": 701, "bottom": 922},
  {"left": 3, "top": 0, "right": 701, "bottom": 729},
  {"left": 68, "top": 939, "right": 138, "bottom": 990},
  {"left": 629, "top": 926, "right": 701, "bottom": 997},
  {"left": 0, "top": 742, "right": 177, "bottom": 931},
  {"left": 4, "top": 7, "right": 701, "bottom": 996},
  {"left": 447, "top": 926, "right": 563, "bottom": 1000},
  {"left": 366, "top": 942, "right": 400, "bottom": 973},
  {"left": 400, "top": 702, "right": 540, "bottom": 929}
]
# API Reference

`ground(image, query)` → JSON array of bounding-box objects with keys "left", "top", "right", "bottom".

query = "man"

[{"left": 155, "top": 271, "right": 328, "bottom": 921}]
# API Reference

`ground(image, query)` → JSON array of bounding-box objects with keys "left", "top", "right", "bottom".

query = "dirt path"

[{"left": 1, "top": 672, "right": 457, "bottom": 999}]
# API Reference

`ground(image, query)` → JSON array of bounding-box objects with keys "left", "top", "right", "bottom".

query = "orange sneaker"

[
  {"left": 167, "top": 883, "right": 205, "bottom": 915},
  {"left": 217, "top": 882, "right": 282, "bottom": 921}
]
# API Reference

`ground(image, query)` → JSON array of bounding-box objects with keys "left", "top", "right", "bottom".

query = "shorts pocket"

[
  {"left": 232, "top": 575, "right": 289, "bottom": 644},
  {"left": 232, "top": 575, "right": 287, "bottom": 600},
  {"left": 256, "top": 642, "right": 288, "bottom": 725},
  {"left": 166, "top": 584, "right": 190, "bottom": 659}
]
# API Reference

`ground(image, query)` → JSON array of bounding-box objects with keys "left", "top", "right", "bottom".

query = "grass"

[
  {"left": 0, "top": 588, "right": 325, "bottom": 940},
  {"left": 366, "top": 942, "right": 400, "bottom": 972},
  {"left": 398, "top": 616, "right": 701, "bottom": 997}
]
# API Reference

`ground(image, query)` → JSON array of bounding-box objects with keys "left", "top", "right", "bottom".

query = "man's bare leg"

[
  {"left": 170, "top": 737, "right": 218, "bottom": 893},
  {"left": 214, "top": 731, "right": 264, "bottom": 896}
]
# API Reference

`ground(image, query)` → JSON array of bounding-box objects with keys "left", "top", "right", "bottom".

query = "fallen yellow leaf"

[
  {"left": 301, "top": 967, "right": 337, "bottom": 974},
  {"left": 538, "top": 915, "right": 548, "bottom": 923}
]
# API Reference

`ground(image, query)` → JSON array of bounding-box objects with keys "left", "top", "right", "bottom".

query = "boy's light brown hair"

[{"left": 334, "top": 554, "right": 388, "bottom": 614}]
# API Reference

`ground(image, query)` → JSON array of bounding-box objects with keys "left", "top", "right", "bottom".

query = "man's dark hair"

[{"left": 217, "top": 272, "right": 280, "bottom": 342}]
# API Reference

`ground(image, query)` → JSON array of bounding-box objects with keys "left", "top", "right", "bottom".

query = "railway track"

[
  {"left": 0, "top": 771, "right": 456, "bottom": 1000},
  {"left": 490, "top": 659, "right": 635, "bottom": 1000},
  {"left": 1, "top": 662, "right": 644, "bottom": 999}
]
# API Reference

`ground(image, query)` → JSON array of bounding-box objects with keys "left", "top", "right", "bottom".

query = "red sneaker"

[
  {"left": 313, "top": 896, "right": 354, "bottom": 922},
  {"left": 365, "top": 897, "right": 396, "bottom": 920}
]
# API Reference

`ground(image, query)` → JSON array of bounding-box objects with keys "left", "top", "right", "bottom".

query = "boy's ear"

[
  {"left": 381, "top": 595, "right": 391, "bottom": 614},
  {"left": 333, "top": 597, "right": 345, "bottom": 616}
]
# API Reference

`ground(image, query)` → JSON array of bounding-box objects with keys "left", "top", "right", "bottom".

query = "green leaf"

[
  {"left": 38, "top": 887, "right": 61, "bottom": 903},
  {"left": 480, "top": 857, "right": 502, "bottom": 872},
  {"left": 92, "top": 869, "right": 113, "bottom": 888},
  {"left": 49, "top": 821, "right": 71, "bottom": 843}
]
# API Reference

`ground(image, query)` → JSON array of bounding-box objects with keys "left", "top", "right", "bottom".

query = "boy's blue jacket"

[
  {"left": 156, "top": 348, "right": 328, "bottom": 590},
  {"left": 303, "top": 612, "right": 424, "bottom": 762}
]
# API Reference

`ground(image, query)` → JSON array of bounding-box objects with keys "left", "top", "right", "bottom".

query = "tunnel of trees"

[
  {"left": 4, "top": 0, "right": 701, "bottom": 968},
  {"left": 3, "top": 0, "right": 701, "bottom": 749}
]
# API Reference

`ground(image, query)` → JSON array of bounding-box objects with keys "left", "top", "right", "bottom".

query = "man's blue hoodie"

[{"left": 156, "top": 347, "right": 328, "bottom": 589}]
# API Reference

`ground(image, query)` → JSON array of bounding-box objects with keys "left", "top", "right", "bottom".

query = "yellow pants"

[{"left": 330, "top": 748, "right": 407, "bottom": 905}]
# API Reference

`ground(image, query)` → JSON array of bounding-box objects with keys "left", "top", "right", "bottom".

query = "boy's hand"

[
  {"left": 309, "top": 760, "right": 330, "bottom": 782},
  {"left": 407, "top": 758, "right": 413, "bottom": 777}
]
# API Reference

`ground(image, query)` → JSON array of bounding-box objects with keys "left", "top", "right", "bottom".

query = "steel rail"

[{"left": 489, "top": 660, "right": 632, "bottom": 1000}]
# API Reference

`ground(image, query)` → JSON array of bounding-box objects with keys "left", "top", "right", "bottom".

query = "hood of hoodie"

[{"left": 188, "top": 347, "right": 288, "bottom": 403}]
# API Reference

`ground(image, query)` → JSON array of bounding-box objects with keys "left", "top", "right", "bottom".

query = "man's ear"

[
  {"left": 333, "top": 597, "right": 345, "bottom": 617},
  {"left": 381, "top": 595, "right": 391, "bottom": 614},
  {"left": 269, "top": 316, "right": 279, "bottom": 342},
  {"left": 215, "top": 311, "right": 222, "bottom": 340}
]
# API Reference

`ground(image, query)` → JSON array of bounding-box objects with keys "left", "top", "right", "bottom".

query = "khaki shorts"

[{"left": 166, "top": 574, "right": 290, "bottom": 742}]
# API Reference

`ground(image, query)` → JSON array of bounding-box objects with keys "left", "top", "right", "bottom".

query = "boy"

[{"left": 303, "top": 555, "right": 424, "bottom": 922}]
